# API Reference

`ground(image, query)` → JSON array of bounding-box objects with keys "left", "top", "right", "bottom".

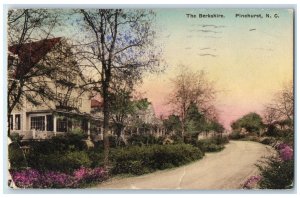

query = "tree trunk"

[{"left": 102, "top": 81, "right": 110, "bottom": 168}]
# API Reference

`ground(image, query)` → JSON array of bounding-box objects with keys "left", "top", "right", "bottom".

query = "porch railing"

[{"left": 11, "top": 130, "right": 65, "bottom": 140}]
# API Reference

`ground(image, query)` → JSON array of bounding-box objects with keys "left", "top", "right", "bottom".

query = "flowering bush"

[
  {"left": 10, "top": 167, "right": 108, "bottom": 188},
  {"left": 10, "top": 169, "right": 41, "bottom": 188},
  {"left": 255, "top": 143, "right": 294, "bottom": 189},
  {"left": 278, "top": 145, "right": 293, "bottom": 161},
  {"left": 243, "top": 175, "right": 262, "bottom": 189},
  {"left": 73, "top": 167, "right": 108, "bottom": 184}
]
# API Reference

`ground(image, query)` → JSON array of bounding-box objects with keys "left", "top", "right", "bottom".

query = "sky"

[
  {"left": 48, "top": 8, "right": 293, "bottom": 130},
  {"left": 137, "top": 9, "right": 294, "bottom": 129}
]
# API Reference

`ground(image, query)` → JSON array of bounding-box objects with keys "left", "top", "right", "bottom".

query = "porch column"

[
  {"left": 87, "top": 120, "right": 91, "bottom": 140},
  {"left": 100, "top": 127, "right": 104, "bottom": 140},
  {"left": 53, "top": 116, "right": 57, "bottom": 136}
]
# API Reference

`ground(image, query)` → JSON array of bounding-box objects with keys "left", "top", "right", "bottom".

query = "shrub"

[
  {"left": 259, "top": 137, "right": 276, "bottom": 145},
  {"left": 87, "top": 150, "right": 105, "bottom": 168},
  {"left": 111, "top": 144, "right": 203, "bottom": 175},
  {"left": 194, "top": 140, "right": 224, "bottom": 152},
  {"left": 257, "top": 157, "right": 294, "bottom": 189},
  {"left": 127, "top": 134, "right": 163, "bottom": 146},
  {"left": 8, "top": 143, "right": 28, "bottom": 170},
  {"left": 169, "top": 134, "right": 184, "bottom": 144},
  {"left": 257, "top": 144, "right": 294, "bottom": 189},
  {"left": 9, "top": 133, "right": 23, "bottom": 143},
  {"left": 229, "top": 131, "right": 245, "bottom": 140},
  {"left": 193, "top": 136, "right": 228, "bottom": 153},
  {"left": 26, "top": 151, "right": 92, "bottom": 173}
]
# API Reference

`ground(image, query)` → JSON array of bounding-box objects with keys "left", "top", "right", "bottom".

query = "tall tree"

[
  {"left": 168, "top": 66, "right": 217, "bottom": 140},
  {"left": 77, "top": 9, "right": 161, "bottom": 166}
]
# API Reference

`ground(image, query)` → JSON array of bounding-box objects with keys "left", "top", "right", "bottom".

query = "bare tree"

[
  {"left": 76, "top": 9, "right": 162, "bottom": 166},
  {"left": 264, "top": 81, "right": 294, "bottom": 126},
  {"left": 168, "top": 66, "right": 217, "bottom": 139}
]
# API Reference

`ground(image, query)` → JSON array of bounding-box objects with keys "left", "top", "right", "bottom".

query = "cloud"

[{"left": 198, "top": 53, "right": 217, "bottom": 57}]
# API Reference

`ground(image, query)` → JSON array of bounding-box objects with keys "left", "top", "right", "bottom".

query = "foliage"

[
  {"left": 10, "top": 167, "right": 108, "bottom": 188},
  {"left": 8, "top": 143, "right": 28, "bottom": 169},
  {"left": 185, "top": 103, "right": 206, "bottom": 134},
  {"left": 26, "top": 150, "right": 92, "bottom": 173},
  {"left": 229, "top": 131, "right": 245, "bottom": 140},
  {"left": 231, "top": 112, "right": 264, "bottom": 134},
  {"left": 191, "top": 136, "right": 229, "bottom": 152},
  {"left": 110, "top": 144, "right": 204, "bottom": 175},
  {"left": 257, "top": 144, "right": 294, "bottom": 189},
  {"left": 24, "top": 133, "right": 87, "bottom": 155},
  {"left": 259, "top": 137, "right": 276, "bottom": 146},
  {"left": 127, "top": 134, "right": 163, "bottom": 146},
  {"left": 9, "top": 133, "right": 23, "bottom": 143},
  {"left": 163, "top": 114, "right": 182, "bottom": 135},
  {"left": 258, "top": 158, "right": 294, "bottom": 189}
]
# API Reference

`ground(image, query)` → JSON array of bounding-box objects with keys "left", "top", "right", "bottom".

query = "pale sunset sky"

[
  {"left": 56, "top": 8, "right": 293, "bottom": 130},
  {"left": 137, "top": 9, "right": 294, "bottom": 129}
]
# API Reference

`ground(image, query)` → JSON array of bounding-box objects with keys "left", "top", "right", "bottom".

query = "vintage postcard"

[{"left": 7, "top": 7, "right": 294, "bottom": 190}]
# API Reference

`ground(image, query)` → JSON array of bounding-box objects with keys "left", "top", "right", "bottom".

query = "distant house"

[
  {"left": 90, "top": 98, "right": 165, "bottom": 138},
  {"left": 8, "top": 38, "right": 95, "bottom": 140}
]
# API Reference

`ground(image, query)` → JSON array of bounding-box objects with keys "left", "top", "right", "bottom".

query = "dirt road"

[{"left": 95, "top": 141, "right": 274, "bottom": 190}]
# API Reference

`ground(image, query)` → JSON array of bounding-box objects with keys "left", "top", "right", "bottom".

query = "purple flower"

[
  {"left": 10, "top": 167, "right": 108, "bottom": 188},
  {"left": 41, "top": 171, "right": 73, "bottom": 188},
  {"left": 275, "top": 143, "right": 289, "bottom": 150},
  {"left": 243, "top": 175, "right": 262, "bottom": 189},
  {"left": 10, "top": 169, "right": 41, "bottom": 188},
  {"left": 279, "top": 146, "right": 293, "bottom": 161},
  {"left": 73, "top": 166, "right": 108, "bottom": 184}
]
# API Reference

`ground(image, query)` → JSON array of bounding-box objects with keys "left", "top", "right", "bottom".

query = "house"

[
  {"left": 90, "top": 98, "right": 165, "bottom": 139},
  {"left": 8, "top": 37, "right": 95, "bottom": 140}
]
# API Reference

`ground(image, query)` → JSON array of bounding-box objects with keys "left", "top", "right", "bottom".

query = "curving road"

[{"left": 95, "top": 141, "right": 275, "bottom": 190}]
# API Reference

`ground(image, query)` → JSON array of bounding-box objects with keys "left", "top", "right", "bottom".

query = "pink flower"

[
  {"left": 10, "top": 167, "right": 108, "bottom": 188},
  {"left": 243, "top": 175, "right": 262, "bottom": 189},
  {"left": 279, "top": 146, "right": 293, "bottom": 161}
]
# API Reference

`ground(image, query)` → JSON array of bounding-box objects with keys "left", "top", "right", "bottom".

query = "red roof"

[
  {"left": 8, "top": 37, "right": 62, "bottom": 78},
  {"left": 91, "top": 99, "right": 103, "bottom": 108}
]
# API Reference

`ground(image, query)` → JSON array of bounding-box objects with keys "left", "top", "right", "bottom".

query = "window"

[
  {"left": 46, "top": 115, "right": 53, "bottom": 131},
  {"left": 30, "top": 116, "right": 45, "bottom": 131},
  {"left": 57, "top": 117, "right": 67, "bottom": 132},
  {"left": 81, "top": 118, "right": 88, "bottom": 133},
  {"left": 9, "top": 115, "right": 13, "bottom": 130},
  {"left": 15, "top": 114, "right": 21, "bottom": 130}
]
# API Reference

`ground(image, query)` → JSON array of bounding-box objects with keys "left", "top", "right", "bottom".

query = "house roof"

[
  {"left": 91, "top": 99, "right": 103, "bottom": 108},
  {"left": 8, "top": 37, "right": 62, "bottom": 77}
]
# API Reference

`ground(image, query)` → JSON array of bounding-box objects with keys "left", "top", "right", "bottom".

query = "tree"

[
  {"left": 168, "top": 66, "right": 217, "bottom": 140},
  {"left": 264, "top": 81, "right": 293, "bottom": 126},
  {"left": 8, "top": 9, "right": 58, "bottom": 116},
  {"left": 263, "top": 81, "right": 294, "bottom": 137},
  {"left": 163, "top": 114, "right": 181, "bottom": 135},
  {"left": 185, "top": 102, "right": 206, "bottom": 135},
  {"left": 231, "top": 112, "right": 264, "bottom": 135},
  {"left": 109, "top": 78, "right": 151, "bottom": 145},
  {"left": 77, "top": 9, "right": 161, "bottom": 166}
]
